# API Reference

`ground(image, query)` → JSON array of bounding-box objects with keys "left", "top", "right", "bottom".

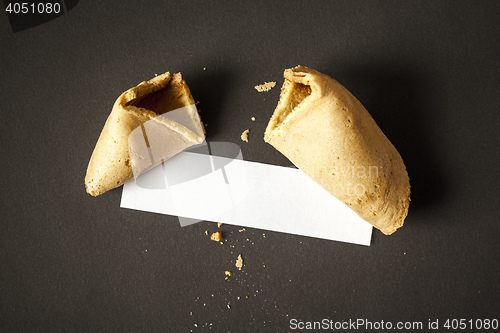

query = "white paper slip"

[{"left": 120, "top": 148, "right": 373, "bottom": 246}]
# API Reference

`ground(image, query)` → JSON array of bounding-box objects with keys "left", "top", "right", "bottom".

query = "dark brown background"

[{"left": 1, "top": 1, "right": 499, "bottom": 332}]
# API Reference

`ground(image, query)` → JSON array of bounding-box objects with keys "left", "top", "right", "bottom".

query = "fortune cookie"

[
  {"left": 85, "top": 72, "right": 205, "bottom": 196},
  {"left": 264, "top": 66, "right": 410, "bottom": 235}
]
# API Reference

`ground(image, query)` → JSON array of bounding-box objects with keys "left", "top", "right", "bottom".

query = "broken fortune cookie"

[
  {"left": 264, "top": 66, "right": 410, "bottom": 235},
  {"left": 85, "top": 72, "right": 205, "bottom": 196}
]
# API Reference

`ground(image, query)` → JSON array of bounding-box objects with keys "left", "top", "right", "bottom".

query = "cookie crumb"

[
  {"left": 236, "top": 254, "right": 243, "bottom": 270},
  {"left": 217, "top": 223, "right": 223, "bottom": 228},
  {"left": 241, "top": 129, "right": 249, "bottom": 142},
  {"left": 225, "top": 271, "right": 232, "bottom": 276},
  {"left": 251, "top": 116, "right": 256, "bottom": 121},
  {"left": 205, "top": 230, "right": 208, "bottom": 235},
  {"left": 210, "top": 232, "right": 222, "bottom": 242},
  {"left": 255, "top": 81, "right": 276, "bottom": 92}
]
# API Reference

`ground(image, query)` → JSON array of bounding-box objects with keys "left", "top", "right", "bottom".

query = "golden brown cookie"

[
  {"left": 264, "top": 66, "right": 410, "bottom": 235},
  {"left": 85, "top": 72, "right": 205, "bottom": 196}
]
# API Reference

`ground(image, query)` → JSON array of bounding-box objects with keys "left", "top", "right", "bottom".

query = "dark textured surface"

[{"left": 1, "top": 1, "right": 499, "bottom": 331}]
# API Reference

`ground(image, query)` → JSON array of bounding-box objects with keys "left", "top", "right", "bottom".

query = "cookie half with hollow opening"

[
  {"left": 85, "top": 72, "right": 205, "bottom": 196},
  {"left": 264, "top": 66, "right": 410, "bottom": 235}
]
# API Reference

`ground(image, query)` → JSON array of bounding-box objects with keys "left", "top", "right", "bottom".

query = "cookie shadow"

[
  {"left": 331, "top": 64, "right": 448, "bottom": 213},
  {"left": 186, "top": 68, "right": 234, "bottom": 141}
]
